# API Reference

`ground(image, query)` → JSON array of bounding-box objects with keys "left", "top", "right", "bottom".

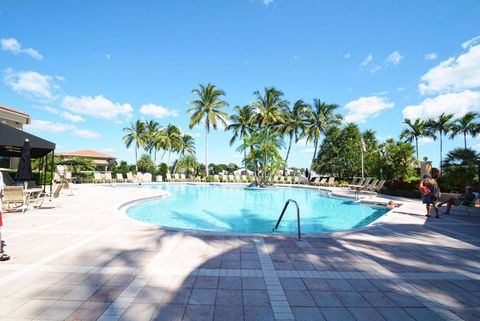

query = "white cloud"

[
  {"left": 386, "top": 51, "right": 403, "bottom": 65},
  {"left": 25, "top": 119, "right": 100, "bottom": 139},
  {"left": 462, "top": 35, "right": 480, "bottom": 49},
  {"left": 73, "top": 128, "right": 101, "bottom": 139},
  {"left": 4, "top": 68, "right": 57, "bottom": 100},
  {"left": 263, "top": 0, "right": 274, "bottom": 5},
  {"left": 139, "top": 103, "right": 178, "bottom": 119},
  {"left": 344, "top": 96, "right": 394, "bottom": 123},
  {"left": 61, "top": 111, "right": 85, "bottom": 122},
  {"left": 418, "top": 137, "right": 434, "bottom": 145},
  {"left": 127, "top": 148, "right": 134, "bottom": 153},
  {"left": 34, "top": 105, "right": 59, "bottom": 114},
  {"left": 473, "top": 143, "right": 480, "bottom": 151},
  {"left": 302, "top": 148, "right": 315, "bottom": 153},
  {"left": 371, "top": 90, "right": 388, "bottom": 96},
  {"left": 104, "top": 148, "right": 116, "bottom": 153},
  {"left": 377, "top": 135, "right": 393, "bottom": 142},
  {"left": 360, "top": 54, "right": 373, "bottom": 67},
  {"left": 370, "top": 65, "right": 382, "bottom": 73},
  {"left": 194, "top": 124, "right": 201, "bottom": 130},
  {"left": 425, "top": 52, "right": 438, "bottom": 60},
  {"left": 187, "top": 132, "right": 201, "bottom": 138},
  {"left": 296, "top": 138, "right": 309, "bottom": 145},
  {"left": 402, "top": 90, "right": 480, "bottom": 120},
  {"left": 0, "top": 38, "right": 43, "bottom": 60},
  {"left": 419, "top": 43, "right": 480, "bottom": 95},
  {"left": 397, "top": 87, "right": 405, "bottom": 92},
  {"left": 105, "top": 54, "right": 111, "bottom": 59},
  {"left": 25, "top": 120, "right": 72, "bottom": 134},
  {"left": 344, "top": 52, "right": 351, "bottom": 59},
  {"left": 233, "top": 153, "right": 243, "bottom": 159},
  {"left": 62, "top": 95, "right": 133, "bottom": 121}
]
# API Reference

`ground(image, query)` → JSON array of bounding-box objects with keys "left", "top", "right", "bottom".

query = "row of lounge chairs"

[
  {"left": 348, "top": 177, "right": 386, "bottom": 193},
  {"left": 311, "top": 177, "right": 335, "bottom": 187},
  {"left": 2, "top": 184, "right": 63, "bottom": 214}
]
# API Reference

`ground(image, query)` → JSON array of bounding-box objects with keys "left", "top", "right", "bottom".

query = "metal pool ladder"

[{"left": 273, "top": 199, "right": 302, "bottom": 240}]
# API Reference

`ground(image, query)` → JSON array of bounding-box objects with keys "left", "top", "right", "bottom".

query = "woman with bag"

[{"left": 419, "top": 178, "right": 440, "bottom": 218}]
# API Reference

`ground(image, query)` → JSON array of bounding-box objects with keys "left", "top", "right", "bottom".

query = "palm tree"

[
  {"left": 176, "top": 154, "right": 198, "bottom": 177},
  {"left": 158, "top": 124, "right": 181, "bottom": 168},
  {"left": 449, "top": 112, "right": 479, "bottom": 149},
  {"left": 143, "top": 120, "right": 161, "bottom": 158},
  {"left": 227, "top": 105, "right": 254, "bottom": 165},
  {"left": 279, "top": 99, "right": 310, "bottom": 164},
  {"left": 122, "top": 120, "right": 145, "bottom": 171},
  {"left": 400, "top": 118, "right": 432, "bottom": 160},
  {"left": 427, "top": 113, "right": 454, "bottom": 173},
  {"left": 178, "top": 134, "right": 196, "bottom": 156},
  {"left": 303, "top": 99, "right": 342, "bottom": 176},
  {"left": 187, "top": 83, "right": 229, "bottom": 176},
  {"left": 251, "top": 87, "right": 289, "bottom": 181}
]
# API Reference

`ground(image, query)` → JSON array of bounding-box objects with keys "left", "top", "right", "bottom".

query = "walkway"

[{"left": 0, "top": 184, "right": 479, "bottom": 321}]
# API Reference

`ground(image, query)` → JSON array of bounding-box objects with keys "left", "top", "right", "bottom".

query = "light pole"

[{"left": 379, "top": 147, "right": 386, "bottom": 180}]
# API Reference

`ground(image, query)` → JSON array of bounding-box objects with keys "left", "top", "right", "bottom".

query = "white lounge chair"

[
  {"left": 105, "top": 172, "right": 113, "bottom": 183},
  {"left": 126, "top": 172, "right": 134, "bottom": 183},
  {"left": 166, "top": 173, "right": 172, "bottom": 182},
  {"left": 156, "top": 175, "right": 163, "bottom": 182},
  {"left": 116, "top": 173, "right": 125, "bottom": 183},
  {"left": 34, "top": 184, "right": 63, "bottom": 208},
  {"left": 93, "top": 172, "right": 103, "bottom": 184},
  {"left": 2, "top": 186, "right": 28, "bottom": 213}
]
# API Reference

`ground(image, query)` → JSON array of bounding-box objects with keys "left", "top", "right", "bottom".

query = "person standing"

[
  {"left": 419, "top": 178, "right": 440, "bottom": 218},
  {"left": 0, "top": 172, "right": 10, "bottom": 261}
]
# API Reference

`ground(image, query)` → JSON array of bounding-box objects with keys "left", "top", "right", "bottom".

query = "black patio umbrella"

[
  {"left": 57, "top": 159, "right": 85, "bottom": 166},
  {"left": 16, "top": 139, "right": 33, "bottom": 181}
]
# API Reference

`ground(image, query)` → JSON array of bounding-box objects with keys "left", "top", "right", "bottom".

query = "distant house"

[
  {"left": 57, "top": 150, "right": 116, "bottom": 170},
  {"left": 0, "top": 104, "right": 31, "bottom": 169}
]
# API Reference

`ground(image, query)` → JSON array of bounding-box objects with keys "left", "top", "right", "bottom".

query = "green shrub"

[
  {"left": 382, "top": 188, "right": 421, "bottom": 199},
  {"left": 205, "top": 176, "right": 215, "bottom": 183},
  {"left": 33, "top": 171, "right": 52, "bottom": 185}
]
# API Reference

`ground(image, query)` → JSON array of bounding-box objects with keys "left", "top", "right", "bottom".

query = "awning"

[{"left": 0, "top": 122, "right": 55, "bottom": 158}]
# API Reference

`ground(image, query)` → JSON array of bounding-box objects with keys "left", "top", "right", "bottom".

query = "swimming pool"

[{"left": 124, "top": 184, "right": 388, "bottom": 234}]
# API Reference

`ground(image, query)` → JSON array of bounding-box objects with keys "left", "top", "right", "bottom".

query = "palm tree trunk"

[
  {"left": 415, "top": 137, "right": 419, "bottom": 160},
  {"left": 154, "top": 148, "right": 157, "bottom": 163},
  {"left": 284, "top": 135, "right": 293, "bottom": 163},
  {"left": 135, "top": 145, "right": 138, "bottom": 172},
  {"left": 440, "top": 130, "right": 443, "bottom": 174},
  {"left": 309, "top": 137, "right": 318, "bottom": 179},
  {"left": 243, "top": 138, "right": 247, "bottom": 169},
  {"left": 168, "top": 150, "right": 171, "bottom": 172},
  {"left": 464, "top": 132, "right": 467, "bottom": 149},
  {"left": 205, "top": 128, "right": 209, "bottom": 176}
]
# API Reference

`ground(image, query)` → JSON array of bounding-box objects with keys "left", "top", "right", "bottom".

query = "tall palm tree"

[
  {"left": 227, "top": 105, "right": 254, "bottom": 165},
  {"left": 178, "top": 134, "right": 196, "bottom": 156},
  {"left": 188, "top": 83, "right": 229, "bottom": 176},
  {"left": 279, "top": 99, "right": 310, "bottom": 164},
  {"left": 252, "top": 87, "right": 288, "bottom": 127},
  {"left": 303, "top": 99, "right": 342, "bottom": 176},
  {"left": 251, "top": 87, "right": 289, "bottom": 180},
  {"left": 449, "top": 112, "right": 479, "bottom": 149},
  {"left": 158, "top": 124, "right": 181, "bottom": 168},
  {"left": 400, "top": 118, "right": 432, "bottom": 160},
  {"left": 427, "top": 113, "right": 454, "bottom": 173},
  {"left": 143, "top": 120, "right": 161, "bottom": 158},
  {"left": 122, "top": 120, "right": 145, "bottom": 171}
]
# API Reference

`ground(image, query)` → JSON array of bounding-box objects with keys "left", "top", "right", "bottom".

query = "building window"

[{"left": 0, "top": 156, "right": 9, "bottom": 169}]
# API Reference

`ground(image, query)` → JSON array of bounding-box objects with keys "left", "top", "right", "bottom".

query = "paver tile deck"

[{"left": 0, "top": 184, "right": 479, "bottom": 320}]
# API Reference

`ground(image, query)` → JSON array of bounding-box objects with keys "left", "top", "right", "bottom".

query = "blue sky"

[{"left": 1, "top": 0, "right": 480, "bottom": 169}]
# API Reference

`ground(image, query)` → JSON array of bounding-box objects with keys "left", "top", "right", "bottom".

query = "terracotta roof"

[
  {"left": 0, "top": 104, "right": 30, "bottom": 116},
  {"left": 57, "top": 150, "right": 116, "bottom": 159}
]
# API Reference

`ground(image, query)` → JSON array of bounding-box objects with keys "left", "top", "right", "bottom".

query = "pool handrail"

[{"left": 273, "top": 199, "right": 301, "bottom": 240}]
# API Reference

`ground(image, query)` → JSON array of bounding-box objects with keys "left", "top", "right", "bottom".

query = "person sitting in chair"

[{"left": 439, "top": 186, "right": 476, "bottom": 214}]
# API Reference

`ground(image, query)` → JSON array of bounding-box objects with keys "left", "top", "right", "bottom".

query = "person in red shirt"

[{"left": 0, "top": 173, "right": 10, "bottom": 261}]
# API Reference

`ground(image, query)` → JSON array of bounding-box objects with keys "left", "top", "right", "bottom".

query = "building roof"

[
  {"left": 0, "top": 104, "right": 30, "bottom": 116},
  {"left": 57, "top": 150, "right": 116, "bottom": 159},
  {"left": 0, "top": 122, "right": 55, "bottom": 158}
]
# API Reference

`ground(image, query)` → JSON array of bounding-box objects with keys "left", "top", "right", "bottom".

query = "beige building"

[
  {"left": 0, "top": 104, "right": 31, "bottom": 169},
  {"left": 57, "top": 150, "right": 116, "bottom": 170}
]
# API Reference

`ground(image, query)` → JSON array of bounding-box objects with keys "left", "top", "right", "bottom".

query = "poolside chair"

[
  {"left": 135, "top": 172, "right": 144, "bottom": 183},
  {"left": 2, "top": 186, "right": 28, "bottom": 213},
  {"left": 368, "top": 179, "right": 385, "bottom": 193},
  {"left": 105, "top": 172, "right": 113, "bottom": 183},
  {"left": 326, "top": 177, "right": 335, "bottom": 187},
  {"left": 180, "top": 174, "right": 186, "bottom": 182},
  {"left": 285, "top": 176, "right": 292, "bottom": 184},
  {"left": 363, "top": 179, "right": 378, "bottom": 191},
  {"left": 234, "top": 175, "right": 241, "bottom": 182},
  {"left": 214, "top": 175, "right": 220, "bottom": 182},
  {"left": 293, "top": 176, "right": 300, "bottom": 184},
  {"left": 34, "top": 184, "right": 63, "bottom": 208},
  {"left": 116, "top": 173, "right": 125, "bottom": 183},
  {"left": 228, "top": 175, "right": 235, "bottom": 182},
  {"left": 348, "top": 178, "right": 365, "bottom": 189},
  {"left": 166, "top": 173, "right": 172, "bottom": 182},
  {"left": 241, "top": 175, "right": 248, "bottom": 183},
  {"left": 173, "top": 173, "right": 180, "bottom": 182},
  {"left": 349, "top": 177, "right": 360, "bottom": 186},
  {"left": 126, "top": 172, "right": 134, "bottom": 183},
  {"left": 156, "top": 175, "right": 163, "bottom": 182},
  {"left": 93, "top": 172, "right": 102, "bottom": 184},
  {"left": 316, "top": 178, "right": 327, "bottom": 186}
]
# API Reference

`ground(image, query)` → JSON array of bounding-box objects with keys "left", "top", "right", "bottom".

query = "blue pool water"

[{"left": 124, "top": 184, "right": 388, "bottom": 233}]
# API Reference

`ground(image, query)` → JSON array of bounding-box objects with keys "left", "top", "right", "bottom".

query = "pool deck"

[{"left": 1, "top": 183, "right": 479, "bottom": 321}]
